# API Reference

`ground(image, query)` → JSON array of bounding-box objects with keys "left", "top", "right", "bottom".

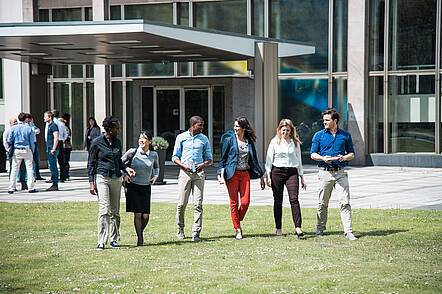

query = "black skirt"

[{"left": 125, "top": 182, "right": 152, "bottom": 213}]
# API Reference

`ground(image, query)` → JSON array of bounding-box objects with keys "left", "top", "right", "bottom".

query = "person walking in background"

[
  {"left": 7, "top": 113, "right": 37, "bottom": 194},
  {"left": 44, "top": 111, "right": 59, "bottom": 191},
  {"left": 172, "top": 115, "right": 213, "bottom": 242},
  {"left": 88, "top": 116, "right": 134, "bottom": 250},
  {"left": 265, "top": 119, "right": 307, "bottom": 238},
  {"left": 310, "top": 108, "right": 357, "bottom": 241},
  {"left": 26, "top": 114, "right": 44, "bottom": 181},
  {"left": 85, "top": 117, "right": 101, "bottom": 152},
  {"left": 122, "top": 131, "right": 159, "bottom": 246},
  {"left": 217, "top": 117, "right": 265, "bottom": 240}
]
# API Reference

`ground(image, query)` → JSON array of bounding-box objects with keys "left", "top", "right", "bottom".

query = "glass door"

[
  {"left": 156, "top": 89, "right": 180, "bottom": 160},
  {"left": 184, "top": 88, "right": 209, "bottom": 136}
]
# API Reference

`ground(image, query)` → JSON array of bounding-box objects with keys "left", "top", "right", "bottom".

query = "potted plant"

[{"left": 151, "top": 136, "right": 169, "bottom": 185}]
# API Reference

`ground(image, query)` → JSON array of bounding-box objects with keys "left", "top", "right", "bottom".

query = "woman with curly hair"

[{"left": 87, "top": 116, "right": 135, "bottom": 250}]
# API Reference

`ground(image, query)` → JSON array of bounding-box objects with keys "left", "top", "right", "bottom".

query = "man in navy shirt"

[
  {"left": 310, "top": 108, "right": 357, "bottom": 241},
  {"left": 44, "top": 111, "right": 59, "bottom": 191}
]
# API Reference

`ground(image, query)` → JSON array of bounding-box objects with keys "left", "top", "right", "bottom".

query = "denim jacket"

[{"left": 217, "top": 129, "right": 264, "bottom": 180}]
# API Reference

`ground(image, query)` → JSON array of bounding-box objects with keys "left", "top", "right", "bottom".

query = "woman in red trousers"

[{"left": 217, "top": 117, "right": 265, "bottom": 240}]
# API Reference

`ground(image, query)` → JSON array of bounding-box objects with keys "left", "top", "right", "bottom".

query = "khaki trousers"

[
  {"left": 176, "top": 170, "right": 205, "bottom": 235},
  {"left": 316, "top": 169, "right": 353, "bottom": 234},
  {"left": 8, "top": 148, "right": 34, "bottom": 191},
  {"left": 96, "top": 174, "right": 122, "bottom": 245}
]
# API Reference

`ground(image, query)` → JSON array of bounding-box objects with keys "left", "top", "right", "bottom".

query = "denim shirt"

[
  {"left": 171, "top": 131, "right": 213, "bottom": 169},
  {"left": 310, "top": 128, "right": 355, "bottom": 168},
  {"left": 7, "top": 122, "right": 35, "bottom": 153}
]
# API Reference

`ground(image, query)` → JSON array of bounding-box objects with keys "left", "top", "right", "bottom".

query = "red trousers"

[{"left": 226, "top": 170, "right": 250, "bottom": 229}]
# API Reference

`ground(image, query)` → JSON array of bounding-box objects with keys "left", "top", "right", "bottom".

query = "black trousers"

[
  {"left": 57, "top": 145, "right": 71, "bottom": 181},
  {"left": 271, "top": 166, "right": 301, "bottom": 229}
]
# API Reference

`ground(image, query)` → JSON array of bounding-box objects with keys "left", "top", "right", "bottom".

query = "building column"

[
  {"left": 93, "top": 0, "right": 110, "bottom": 128},
  {"left": 347, "top": 0, "right": 367, "bottom": 165},
  {"left": 0, "top": 0, "right": 34, "bottom": 124},
  {"left": 254, "top": 42, "right": 278, "bottom": 162}
]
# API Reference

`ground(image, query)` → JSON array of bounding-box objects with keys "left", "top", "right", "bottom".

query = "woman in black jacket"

[{"left": 84, "top": 117, "right": 101, "bottom": 151}]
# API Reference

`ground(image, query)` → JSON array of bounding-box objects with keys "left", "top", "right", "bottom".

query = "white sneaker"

[
  {"left": 275, "top": 229, "right": 282, "bottom": 236},
  {"left": 345, "top": 232, "right": 358, "bottom": 241},
  {"left": 176, "top": 229, "right": 185, "bottom": 240},
  {"left": 235, "top": 228, "right": 243, "bottom": 240}
]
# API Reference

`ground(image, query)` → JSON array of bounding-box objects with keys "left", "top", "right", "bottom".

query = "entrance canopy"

[{"left": 0, "top": 20, "right": 315, "bottom": 65}]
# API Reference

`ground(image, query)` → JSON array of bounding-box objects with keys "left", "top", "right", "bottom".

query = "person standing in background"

[
  {"left": 44, "top": 111, "right": 59, "bottom": 191},
  {"left": 26, "top": 114, "right": 44, "bottom": 181},
  {"left": 7, "top": 113, "right": 36, "bottom": 194},
  {"left": 84, "top": 117, "right": 101, "bottom": 152},
  {"left": 61, "top": 113, "right": 72, "bottom": 181}
]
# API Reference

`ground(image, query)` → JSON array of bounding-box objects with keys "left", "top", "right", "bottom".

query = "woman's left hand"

[
  {"left": 150, "top": 176, "right": 158, "bottom": 185},
  {"left": 126, "top": 167, "right": 136, "bottom": 177},
  {"left": 300, "top": 176, "right": 307, "bottom": 190},
  {"left": 260, "top": 177, "right": 266, "bottom": 190}
]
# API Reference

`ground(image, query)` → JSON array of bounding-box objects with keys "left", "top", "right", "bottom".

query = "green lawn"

[{"left": 0, "top": 202, "right": 441, "bottom": 293}]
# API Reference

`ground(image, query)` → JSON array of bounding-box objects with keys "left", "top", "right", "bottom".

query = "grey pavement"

[{"left": 0, "top": 162, "right": 441, "bottom": 210}]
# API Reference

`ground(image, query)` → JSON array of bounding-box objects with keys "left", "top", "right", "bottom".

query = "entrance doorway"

[{"left": 141, "top": 86, "right": 224, "bottom": 161}]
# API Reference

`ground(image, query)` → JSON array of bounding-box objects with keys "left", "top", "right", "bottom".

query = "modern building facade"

[{"left": 0, "top": 0, "right": 441, "bottom": 167}]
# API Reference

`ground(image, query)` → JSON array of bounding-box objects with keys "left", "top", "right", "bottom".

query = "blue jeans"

[
  {"left": 33, "top": 144, "right": 41, "bottom": 178},
  {"left": 47, "top": 150, "right": 59, "bottom": 185}
]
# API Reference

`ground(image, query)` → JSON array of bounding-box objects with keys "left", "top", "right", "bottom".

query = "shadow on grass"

[{"left": 357, "top": 229, "right": 408, "bottom": 238}]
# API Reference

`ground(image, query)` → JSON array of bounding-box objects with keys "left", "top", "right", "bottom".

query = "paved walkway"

[{"left": 0, "top": 162, "right": 441, "bottom": 210}]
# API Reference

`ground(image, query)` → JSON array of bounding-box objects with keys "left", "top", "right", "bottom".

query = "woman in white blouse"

[{"left": 265, "top": 119, "right": 307, "bottom": 238}]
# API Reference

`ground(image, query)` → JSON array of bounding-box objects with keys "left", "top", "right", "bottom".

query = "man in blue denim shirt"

[
  {"left": 172, "top": 115, "right": 213, "bottom": 242},
  {"left": 310, "top": 108, "right": 357, "bottom": 241}
]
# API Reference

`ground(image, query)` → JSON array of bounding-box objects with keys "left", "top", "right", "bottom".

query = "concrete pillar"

[
  {"left": 347, "top": 0, "right": 367, "bottom": 165},
  {"left": 93, "top": 0, "right": 110, "bottom": 129},
  {"left": 0, "top": 0, "right": 34, "bottom": 126},
  {"left": 254, "top": 42, "right": 278, "bottom": 162}
]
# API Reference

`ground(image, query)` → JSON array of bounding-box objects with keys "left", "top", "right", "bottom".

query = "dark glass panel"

[
  {"left": 52, "top": 8, "right": 82, "bottom": 21},
  {"left": 270, "top": 0, "right": 328, "bottom": 73},
  {"left": 333, "top": 0, "right": 347, "bottom": 72},
  {"left": 368, "top": 76, "right": 384, "bottom": 153},
  {"left": 389, "top": 0, "right": 436, "bottom": 70},
  {"left": 369, "top": 0, "right": 385, "bottom": 71},
  {"left": 332, "top": 77, "right": 348, "bottom": 129},
  {"left": 279, "top": 78, "right": 328, "bottom": 157},
  {"left": 389, "top": 75, "right": 436, "bottom": 152},
  {"left": 124, "top": 3, "right": 173, "bottom": 24}
]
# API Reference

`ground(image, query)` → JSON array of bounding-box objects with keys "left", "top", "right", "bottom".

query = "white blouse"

[{"left": 265, "top": 137, "right": 304, "bottom": 176}]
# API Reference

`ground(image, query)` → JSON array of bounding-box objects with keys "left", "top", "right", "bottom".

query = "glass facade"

[
  {"left": 26, "top": 0, "right": 440, "bottom": 158},
  {"left": 388, "top": 0, "right": 436, "bottom": 71},
  {"left": 0, "top": 59, "right": 3, "bottom": 100},
  {"left": 369, "top": 0, "right": 441, "bottom": 154}
]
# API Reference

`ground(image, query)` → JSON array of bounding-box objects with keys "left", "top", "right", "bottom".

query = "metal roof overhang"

[{"left": 0, "top": 20, "right": 315, "bottom": 65}]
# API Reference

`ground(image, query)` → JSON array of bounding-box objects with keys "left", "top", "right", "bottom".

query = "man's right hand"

[{"left": 89, "top": 182, "right": 97, "bottom": 195}]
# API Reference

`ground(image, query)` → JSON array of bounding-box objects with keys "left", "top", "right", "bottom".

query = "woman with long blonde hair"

[{"left": 265, "top": 119, "right": 306, "bottom": 238}]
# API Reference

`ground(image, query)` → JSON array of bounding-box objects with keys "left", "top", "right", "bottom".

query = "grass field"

[{"left": 0, "top": 202, "right": 441, "bottom": 293}]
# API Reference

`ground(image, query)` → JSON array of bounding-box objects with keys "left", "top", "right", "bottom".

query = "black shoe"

[
  {"left": 7, "top": 190, "right": 14, "bottom": 194},
  {"left": 45, "top": 179, "right": 52, "bottom": 183},
  {"left": 21, "top": 183, "right": 28, "bottom": 190},
  {"left": 35, "top": 177, "right": 45, "bottom": 181},
  {"left": 296, "top": 232, "right": 305, "bottom": 239},
  {"left": 28, "top": 189, "right": 39, "bottom": 193},
  {"left": 46, "top": 185, "right": 59, "bottom": 191},
  {"left": 110, "top": 241, "right": 120, "bottom": 248},
  {"left": 60, "top": 180, "right": 65, "bottom": 183}
]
